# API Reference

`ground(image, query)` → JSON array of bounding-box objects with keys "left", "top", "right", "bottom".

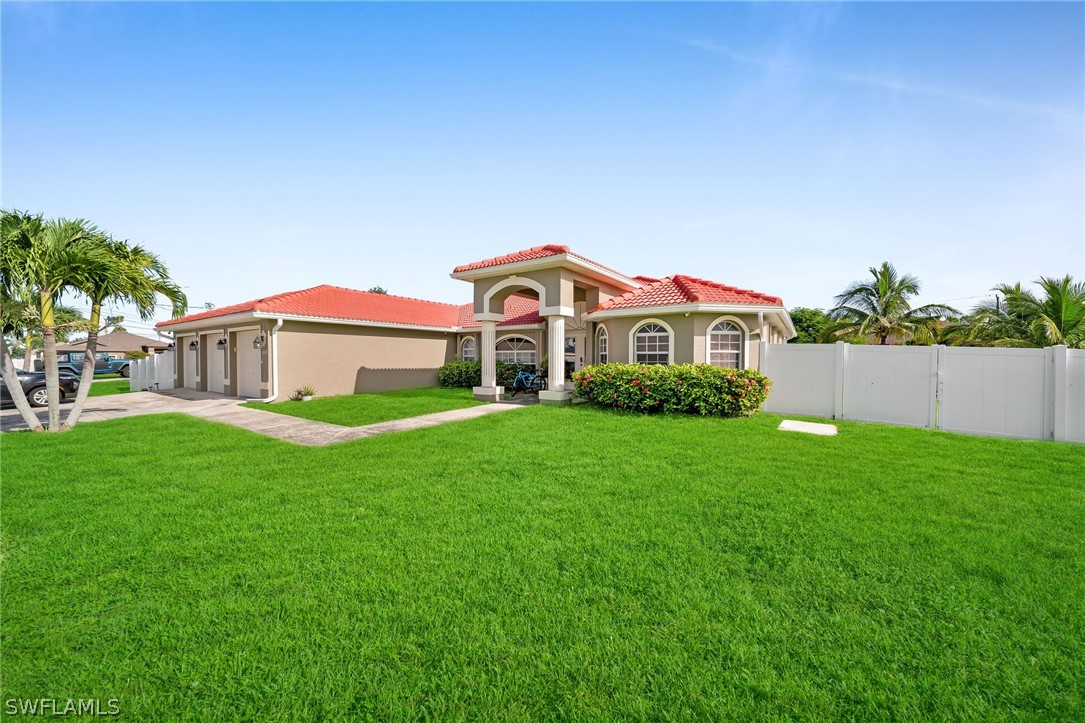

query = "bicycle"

[{"left": 510, "top": 369, "right": 546, "bottom": 396}]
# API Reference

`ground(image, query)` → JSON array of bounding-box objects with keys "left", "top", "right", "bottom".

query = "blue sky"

[{"left": 3, "top": 2, "right": 1083, "bottom": 333}]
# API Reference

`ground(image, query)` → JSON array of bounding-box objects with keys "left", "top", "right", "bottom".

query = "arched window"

[
  {"left": 708, "top": 321, "right": 743, "bottom": 368},
  {"left": 633, "top": 322, "right": 670, "bottom": 365},
  {"left": 495, "top": 336, "right": 536, "bottom": 365},
  {"left": 460, "top": 337, "right": 477, "bottom": 361},
  {"left": 596, "top": 326, "right": 609, "bottom": 364}
]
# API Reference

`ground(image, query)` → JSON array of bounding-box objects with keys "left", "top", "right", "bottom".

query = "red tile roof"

[
  {"left": 453, "top": 245, "right": 570, "bottom": 273},
  {"left": 156, "top": 285, "right": 462, "bottom": 329},
  {"left": 458, "top": 295, "right": 543, "bottom": 328},
  {"left": 453, "top": 244, "right": 638, "bottom": 285},
  {"left": 592, "top": 275, "right": 783, "bottom": 312}
]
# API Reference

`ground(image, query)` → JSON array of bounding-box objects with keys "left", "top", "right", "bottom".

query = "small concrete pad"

[{"left": 778, "top": 419, "right": 837, "bottom": 436}]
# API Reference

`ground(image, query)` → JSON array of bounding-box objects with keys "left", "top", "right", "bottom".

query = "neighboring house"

[
  {"left": 156, "top": 245, "right": 795, "bottom": 404},
  {"left": 57, "top": 331, "right": 171, "bottom": 359}
]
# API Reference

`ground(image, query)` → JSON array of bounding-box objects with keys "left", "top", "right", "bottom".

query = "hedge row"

[
  {"left": 571, "top": 363, "right": 771, "bottom": 417},
  {"left": 438, "top": 360, "right": 535, "bottom": 389}
]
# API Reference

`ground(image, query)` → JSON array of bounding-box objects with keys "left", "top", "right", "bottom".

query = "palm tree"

[
  {"left": 64, "top": 237, "right": 187, "bottom": 428},
  {"left": 1, "top": 212, "right": 46, "bottom": 430},
  {"left": 4, "top": 289, "right": 88, "bottom": 369},
  {"left": 821, "top": 262, "right": 958, "bottom": 345},
  {"left": 3, "top": 213, "right": 105, "bottom": 431},
  {"left": 951, "top": 276, "right": 1085, "bottom": 349}
]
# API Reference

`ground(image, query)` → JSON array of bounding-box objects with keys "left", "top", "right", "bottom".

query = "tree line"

[
  {"left": 1, "top": 210, "right": 187, "bottom": 432},
  {"left": 789, "top": 262, "right": 1084, "bottom": 349}
]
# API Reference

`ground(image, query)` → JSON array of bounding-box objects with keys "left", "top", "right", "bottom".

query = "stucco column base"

[
  {"left": 539, "top": 389, "right": 572, "bottom": 406},
  {"left": 473, "top": 386, "right": 505, "bottom": 402}
]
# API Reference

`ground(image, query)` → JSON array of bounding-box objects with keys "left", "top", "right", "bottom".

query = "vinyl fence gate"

[{"left": 760, "top": 342, "right": 1084, "bottom": 443}]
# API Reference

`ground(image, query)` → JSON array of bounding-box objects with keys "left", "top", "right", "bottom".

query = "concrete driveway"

[{"left": 0, "top": 389, "right": 242, "bottom": 433}]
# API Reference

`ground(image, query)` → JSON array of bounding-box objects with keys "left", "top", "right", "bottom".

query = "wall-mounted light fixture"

[
  {"left": 216, "top": 337, "right": 228, "bottom": 350},
  {"left": 252, "top": 334, "right": 267, "bottom": 350},
  {"left": 166, "top": 343, "right": 175, "bottom": 351},
  {"left": 188, "top": 339, "right": 199, "bottom": 351}
]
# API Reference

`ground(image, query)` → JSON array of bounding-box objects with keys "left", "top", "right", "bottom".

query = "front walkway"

[{"left": 0, "top": 389, "right": 524, "bottom": 446}]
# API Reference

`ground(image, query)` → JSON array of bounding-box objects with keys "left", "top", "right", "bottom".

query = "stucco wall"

[
  {"left": 277, "top": 321, "right": 456, "bottom": 396},
  {"left": 592, "top": 312, "right": 775, "bottom": 369}
]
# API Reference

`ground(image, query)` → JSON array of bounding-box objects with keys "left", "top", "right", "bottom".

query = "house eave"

[{"left": 253, "top": 311, "right": 458, "bottom": 334}]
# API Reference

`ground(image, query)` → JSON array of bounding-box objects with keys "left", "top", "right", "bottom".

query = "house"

[
  {"left": 155, "top": 245, "right": 795, "bottom": 404},
  {"left": 56, "top": 331, "right": 171, "bottom": 359}
]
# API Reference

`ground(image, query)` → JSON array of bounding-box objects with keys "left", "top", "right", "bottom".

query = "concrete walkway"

[{"left": 0, "top": 389, "right": 524, "bottom": 446}]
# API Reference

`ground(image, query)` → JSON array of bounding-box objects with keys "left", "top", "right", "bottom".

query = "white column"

[
  {"left": 481, "top": 321, "right": 497, "bottom": 388},
  {"left": 547, "top": 315, "right": 566, "bottom": 392}
]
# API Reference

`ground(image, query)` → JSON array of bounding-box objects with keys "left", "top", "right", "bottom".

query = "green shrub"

[
  {"left": 126, "top": 350, "right": 150, "bottom": 360},
  {"left": 438, "top": 360, "right": 481, "bottom": 387},
  {"left": 438, "top": 360, "right": 536, "bottom": 388},
  {"left": 571, "top": 363, "right": 771, "bottom": 417}
]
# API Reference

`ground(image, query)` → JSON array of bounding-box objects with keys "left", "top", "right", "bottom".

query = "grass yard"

[
  {"left": 241, "top": 386, "right": 483, "bottom": 426},
  {"left": 2, "top": 407, "right": 1083, "bottom": 719},
  {"left": 87, "top": 379, "right": 132, "bottom": 397}
]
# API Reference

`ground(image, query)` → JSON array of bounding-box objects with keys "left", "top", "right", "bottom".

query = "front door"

[{"left": 564, "top": 333, "right": 585, "bottom": 378}]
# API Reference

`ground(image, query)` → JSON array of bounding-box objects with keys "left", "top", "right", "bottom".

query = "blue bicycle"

[{"left": 510, "top": 369, "right": 546, "bottom": 396}]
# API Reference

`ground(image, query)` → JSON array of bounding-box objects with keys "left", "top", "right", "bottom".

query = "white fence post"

[
  {"left": 930, "top": 345, "right": 945, "bottom": 430},
  {"left": 1053, "top": 345, "right": 1068, "bottom": 442},
  {"left": 129, "top": 360, "right": 140, "bottom": 392},
  {"left": 833, "top": 341, "right": 847, "bottom": 420},
  {"left": 759, "top": 340, "right": 768, "bottom": 373}
]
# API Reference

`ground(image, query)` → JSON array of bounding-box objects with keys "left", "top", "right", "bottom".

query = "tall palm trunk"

[
  {"left": 0, "top": 334, "right": 43, "bottom": 431},
  {"left": 22, "top": 332, "right": 32, "bottom": 370},
  {"left": 64, "top": 300, "right": 101, "bottom": 429},
  {"left": 39, "top": 291, "right": 64, "bottom": 432}
]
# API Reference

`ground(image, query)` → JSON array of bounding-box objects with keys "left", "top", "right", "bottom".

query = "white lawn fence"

[
  {"left": 128, "top": 351, "right": 175, "bottom": 392},
  {"left": 761, "top": 342, "right": 1085, "bottom": 443}
]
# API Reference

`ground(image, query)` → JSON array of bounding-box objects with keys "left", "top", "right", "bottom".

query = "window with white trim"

[
  {"left": 634, "top": 323, "right": 670, "bottom": 365},
  {"left": 495, "top": 336, "right": 536, "bottom": 365},
  {"left": 596, "top": 326, "right": 608, "bottom": 364},
  {"left": 460, "top": 337, "right": 477, "bottom": 361},
  {"left": 708, "top": 321, "right": 743, "bottom": 368}
]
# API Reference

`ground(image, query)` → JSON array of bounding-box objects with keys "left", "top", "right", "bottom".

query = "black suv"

[{"left": 0, "top": 371, "right": 81, "bottom": 407}]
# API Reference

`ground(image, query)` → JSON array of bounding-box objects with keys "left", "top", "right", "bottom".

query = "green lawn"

[
  {"left": 87, "top": 379, "right": 132, "bottom": 397},
  {"left": 241, "top": 386, "right": 483, "bottom": 426},
  {"left": 3, "top": 408, "right": 1083, "bottom": 719}
]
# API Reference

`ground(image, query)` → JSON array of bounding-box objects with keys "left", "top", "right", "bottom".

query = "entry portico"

[{"left": 451, "top": 245, "right": 641, "bottom": 404}]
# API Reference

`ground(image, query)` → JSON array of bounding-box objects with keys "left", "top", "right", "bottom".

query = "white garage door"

[
  {"left": 203, "top": 333, "right": 225, "bottom": 394},
  {"left": 183, "top": 337, "right": 198, "bottom": 389},
  {"left": 235, "top": 331, "right": 263, "bottom": 398}
]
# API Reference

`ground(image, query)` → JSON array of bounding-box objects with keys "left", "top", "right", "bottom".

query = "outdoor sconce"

[
  {"left": 166, "top": 343, "right": 175, "bottom": 351},
  {"left": 252, "top": 334, "right": 267, "bottom": 350},
  {"left": 216, "top": 337, "right": 228, "bottom": 350},
  {"left": 188, "top": 340, "right": 199, "bottom": 351}
]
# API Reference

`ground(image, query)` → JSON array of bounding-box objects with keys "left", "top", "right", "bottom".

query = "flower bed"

[{"left": 571, "top": 363, "right": 771, "bottom": 417}]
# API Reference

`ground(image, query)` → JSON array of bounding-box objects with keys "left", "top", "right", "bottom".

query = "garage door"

[
  {"left": 183, "top": 337, "right": 197, "bottom": 389},
  {"left": 203, "top": 333, "right": 225, "bottom": 394},
  {"left": 235, "top": 331, "right": 263, "bottom": 398}
]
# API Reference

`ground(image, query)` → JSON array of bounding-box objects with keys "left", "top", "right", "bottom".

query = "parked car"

[
  {"left": 35, "top": 351, "right": 131, "bottom": 378},
  {"left": 0, "top": 370, "right": 81, "bottom": 407}
]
